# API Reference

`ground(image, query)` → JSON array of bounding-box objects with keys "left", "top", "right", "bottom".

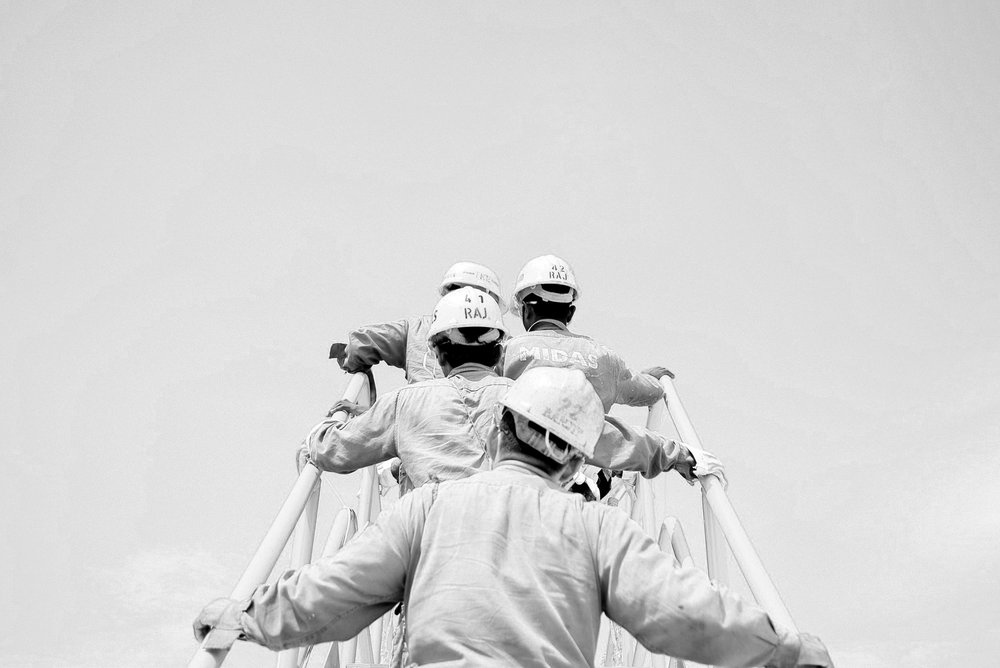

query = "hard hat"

[
  {"left": 427, "top": 286, "right": 507, "bottom": 345},
  {"left": 510, "top": 255, "right": 579, "bottom": 316},
  {"left": 498, "top": 367, "right": 604, "bottom": 460},
  {"left": 439, "top": 262, "right": 505, "bottom": 309}
]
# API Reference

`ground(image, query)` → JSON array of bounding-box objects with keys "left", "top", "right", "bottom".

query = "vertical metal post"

[
  {"left": 322, "top": 507, "right": 358, "bottom": 556},
  {"left": 657, "top": 517, "right": 695, "bottom": 570},
  {"left": 357, "top": 466, "right": 379, "bottom": 529},
  {"left": 596, "top": 615, "right": 611, "bottom": 666},
  {"left": 320, "top": 508, "right": 358, "bottom": 668}
]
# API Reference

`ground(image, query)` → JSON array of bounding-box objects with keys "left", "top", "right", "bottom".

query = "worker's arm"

[
  {"left": 610, "top": 352, "right": 665, "bottom": 407},
  {"left": 340, "top": 319, "right": 411, "bottom": 373},
  {"left": 195, "top": 491, "right": 430, "bottom": 651},
  {"left": 588, "top": 417, "right": 708, "bottom": 483},
  {"left": 305, "top": 391, "right": 400, "bottom": 473},
  {"left": 595, "top": 509, "right": 832, "bottom": 667}
]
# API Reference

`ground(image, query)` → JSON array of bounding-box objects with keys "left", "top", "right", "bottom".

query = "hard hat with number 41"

[{"left": 427, "top": 286, "right": 506, "bottom": 345}]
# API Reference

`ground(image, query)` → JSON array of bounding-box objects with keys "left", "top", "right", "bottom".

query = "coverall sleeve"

[
  {"left": 342, "top": 319, "right": 410, "bottom": 372},
  {"left": 612, "top": 353, "right": 665, "bottom": 408},
  {"left": 307, "top": 392, "right": 400, "bottom": 473},
  {"left": 595, "top": 510, "right": 803, "bottom": 667},
  {"left": 588, "top": 416, "right": 691, "bottom": 479},
  {"left": 238, "top": 491, "right": 431, "bottom": 650}
]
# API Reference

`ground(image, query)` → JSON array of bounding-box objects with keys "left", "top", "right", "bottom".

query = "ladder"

[{"left": 188, "top": 372, "right": 797, "bottom": 668}]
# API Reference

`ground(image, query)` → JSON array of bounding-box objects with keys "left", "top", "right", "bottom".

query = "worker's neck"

[
  {"left": 445, "top": 362, "right": 497, "bottom": 378},
  {"left": 493, "top": 450, "right": 562, "bottom": 482},
  {"left": 526, "top": 319, "right": 569, "bottom": 332}
]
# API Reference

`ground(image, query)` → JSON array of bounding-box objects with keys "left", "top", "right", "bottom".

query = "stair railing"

[
  {"left": 594, "top": 372, "right": 798, "bottom": 667},
  {"left": 187, "top": 372, "right": 375, "bottom": 668},
  {"left": 191, "top": 369, "right": 798, "bottom": 668}
]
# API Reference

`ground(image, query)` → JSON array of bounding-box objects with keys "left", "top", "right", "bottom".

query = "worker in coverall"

[
  {"left": 329, "top": 261, "right": 505, "bottom": 384},
  {"left": 301, "top": 287, "right": 726, "bottom": 494},
  {"left": 504, "top": 254, "right": 668, "bottom": 411},
  {"left": 195, "top": 367, "right": 833, "bottom": 668},
  {"left": 504, "top": 254, "right": 677, "bottom": 497},
  {"left": 327, "top": 261, "right": 504, "bottom": 488}
]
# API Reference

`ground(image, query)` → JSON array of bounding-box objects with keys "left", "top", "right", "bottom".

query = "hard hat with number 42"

[
  {"left": 427, "top": 286, "right": 507, "bottom": 345},
  {"left": 511, "top": 254, "right": 580, "bottom": 316}
]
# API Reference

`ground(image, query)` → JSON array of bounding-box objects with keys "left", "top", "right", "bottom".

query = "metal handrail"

[
  {"left": 187, "top": 372, "right": 373, "bottom": 668},
  {"left": 598, "top": 373, "right": 799, "bottom": 667},
  {"left": 658, "top": 375, "right": 798, "bottom": 633}
]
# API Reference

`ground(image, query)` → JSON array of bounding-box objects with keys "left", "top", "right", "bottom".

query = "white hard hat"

[
  {"left": 439, "top": 262, "right": 505, "bottom": 309},
  {"left": 427, "top": 286, "right": 507, "bottom": 345},
  {"left": 510, "top": 255, "right": 579, "bottom": 316},
  {"left": 498, "top": 367, "right": 604, "bottom": 459}
]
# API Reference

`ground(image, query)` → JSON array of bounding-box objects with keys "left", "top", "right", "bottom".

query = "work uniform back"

[
  {"left": 503, "top": 327, "right": 662, "bottom": 412},
  {"left": 240, "top": 463, "right": 806, "bottom": 667},
  {"left": 308, "top": 364, "right": 511, "bottom": 490}
]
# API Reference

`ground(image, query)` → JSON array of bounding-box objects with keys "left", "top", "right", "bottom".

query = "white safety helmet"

[
  {"left": 510, "top": 254, "right": 580, "bottom": 316},
  {"left": 427, "top": 286, "right": 507, "bottom": 345},
  {"left": 439, "top": 262, "right": 505, "bottom": 310},
  {"left": 498, "top": 367, "right": 604, "bottom": 461}
]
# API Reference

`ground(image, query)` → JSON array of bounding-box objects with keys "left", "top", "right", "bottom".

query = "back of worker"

[
  {"left": 404, "top": 465, "right": 603, "bottom": 666},
  {"left": 404, "top": 464, "right": 786, "bottom": 667},
  {"left": 344, "top": 368, "right": 511, "bottom": 489},
  {"left": 504, "top": 255, "right": 664, "bottom": 413},
  {"left": 332, "top": 262, "right": 505, "bottom": 383},
  {"left": 308, "top": 287, "right": 511, "bottom": 491},
  {"left": 504, "top": 326, "right": 661, "bottom": 412}
]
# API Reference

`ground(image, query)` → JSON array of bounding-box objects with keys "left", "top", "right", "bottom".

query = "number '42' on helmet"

[{"left": 511, "top": 254, "right": 580, "bottom": 316}]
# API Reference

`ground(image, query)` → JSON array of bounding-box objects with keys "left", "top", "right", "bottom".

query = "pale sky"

[{"left": 2, "top": 2, "right": 999, "bottom": 666}]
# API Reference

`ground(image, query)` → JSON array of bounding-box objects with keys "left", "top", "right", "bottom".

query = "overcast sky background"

[{"left": 2, "top": 2, "right": 999, "bottom": 666}]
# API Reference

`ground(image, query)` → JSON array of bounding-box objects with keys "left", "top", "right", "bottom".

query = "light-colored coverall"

[
  {"left": 503, "top": 322, "right": 662, "bottom": 412},
  {"left": 342, "top": 314, "right": 443, "bottom": 383},
  {"left": 231, "top": 463, "right": 809, "bottom": 667},
  {"left": 306, "top": 365, "right": 694, "bottom": 490}
]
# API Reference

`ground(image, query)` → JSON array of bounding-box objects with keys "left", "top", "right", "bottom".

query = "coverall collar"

[
  {"left": 527, "top": 318, "right": 570, "bottom": 332},
  {"left": 491, "top": 459, "right": 564, "bottom": 489},
  {"left": 446, "top": 362, "right": 499, "bottom": 380}
]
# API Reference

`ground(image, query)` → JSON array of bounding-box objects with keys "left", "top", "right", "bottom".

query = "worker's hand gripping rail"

[
  {"left": 657, "top": 375, "right": 798, "bottom": 633},
  {"left": 187, "top": 372, "right": 373, "bottom": 668}
]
